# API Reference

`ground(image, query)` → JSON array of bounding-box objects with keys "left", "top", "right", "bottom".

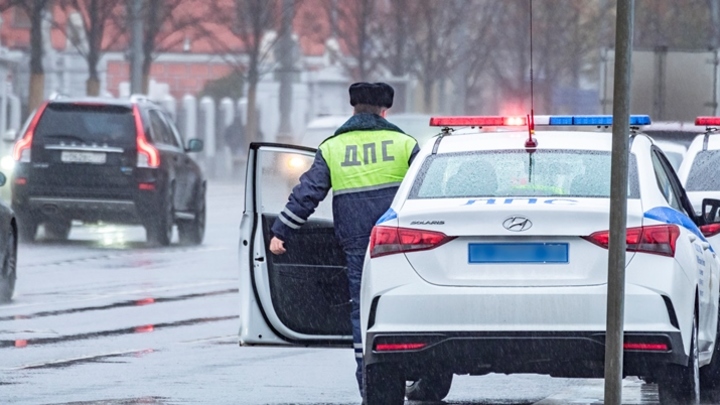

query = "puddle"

[
  {"left": 0, "top": 315, "right": 238, "bottom": 349},
  {"left": 0, "top": 289, "right": 238, "bottom": 322}
]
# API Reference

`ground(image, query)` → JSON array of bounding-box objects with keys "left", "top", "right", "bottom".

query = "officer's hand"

[{"left": 270, "top": 237, "right": 286, "bottom": 255}]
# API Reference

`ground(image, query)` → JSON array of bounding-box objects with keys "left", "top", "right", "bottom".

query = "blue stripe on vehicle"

[
  {"left": 644, "top": 206, "right": 713, "bottom": 252},
  {"left": 376, "top": 208, "right": 398, "bottom": 225}
]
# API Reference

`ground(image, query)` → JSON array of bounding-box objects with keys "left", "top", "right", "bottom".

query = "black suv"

[{"left": 11, "top": 97, "right": 206, "bottom": 246}]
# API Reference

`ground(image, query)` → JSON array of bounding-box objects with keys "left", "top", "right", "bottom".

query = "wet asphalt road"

[{"left": 0, "top": 181, "right": 716, "bottom": 405}]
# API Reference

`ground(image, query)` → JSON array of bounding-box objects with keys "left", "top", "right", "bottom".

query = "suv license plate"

[{"left": 60, "top": 151, "right": 107, "bottom": 164}]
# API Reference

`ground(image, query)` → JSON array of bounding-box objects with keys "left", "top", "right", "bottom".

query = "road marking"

[
  {"left": 0, "top": 280, "right": 237, "bottom": 311},
  {"left": 2, "top": 348, "right": 154, "bottom": 371},
  {"left": 179, "top": 334, "right": 237, "bottom": 344}
]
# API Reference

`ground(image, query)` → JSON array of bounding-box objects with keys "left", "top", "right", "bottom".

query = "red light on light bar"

[
  {"left": 429, "top": 116, "right": 527, "bottom": 127},
  {"left": 623, "top": 342, "right": 668, "bottom": 351},
  {"left": 375, "top": 343, "right": 427, "bottom": 351},
  {"left": 696, "top": 116, "right": 720, "bottom": 126}
]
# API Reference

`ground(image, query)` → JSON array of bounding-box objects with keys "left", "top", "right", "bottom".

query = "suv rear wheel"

[
  {"left": 44, "top": 219, "right": 71, "bottom": 241},
  {"left": 178, "top": 185, "right": 205, "bottom": 245},
  {"left": 17, "top": 215, "right": 38, "bottom": 243},
  {"left": 146, "top": 185, "right": 174, "bottom": 246}
]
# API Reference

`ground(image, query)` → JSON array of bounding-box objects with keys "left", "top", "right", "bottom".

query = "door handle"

[
  {"left": 702, "top": 242, "right": 711, "bottom": 251},
  {"left": 689, "top": 234, "right": 698, "bottom": 242}
]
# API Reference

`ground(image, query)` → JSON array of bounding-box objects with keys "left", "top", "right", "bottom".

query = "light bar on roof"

[
  {"left": 429, "top": 116, "right": 526, "bottom": 127},
  {"left": 429, "top": 115, "right": 652, "bottom": 127},
  {"left": 696, "top": 117, "right": 720, "bottom": 126}
]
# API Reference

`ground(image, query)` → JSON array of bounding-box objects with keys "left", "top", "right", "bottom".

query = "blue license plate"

[{"left": 468, "top": 243, "right": 569, "bottom": 264}]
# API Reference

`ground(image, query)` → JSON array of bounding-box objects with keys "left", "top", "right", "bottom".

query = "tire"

[
  {"left": 364, "top": 363, "right": 405, "bottom": 405},
  {"left": 146, "top": 186, "right": 174, "bottom": 247},
  {"left": 44, "top": 220, "right": 71, "bottom": 241},
  {"left": 406, "top": 372, "right": 453, "bottom": 401},
  {"left": 178, "top": 187, "right": 205, "bottom": 246},
  {"left": 658, "top": 315, "right": 700, "bottom": 405},
  {"left": 0, "top": 231, "right": 17, "bottom": 303},
  {"left": 17, "top": 215, "right": 38, "bottom": 243},
  {"left": 701, "top": 301, "right": 720, "bottom": 389}
]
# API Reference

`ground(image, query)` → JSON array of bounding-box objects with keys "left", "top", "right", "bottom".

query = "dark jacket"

[{"left": 271, "top": 113, "right": 420, "bottom": 253}]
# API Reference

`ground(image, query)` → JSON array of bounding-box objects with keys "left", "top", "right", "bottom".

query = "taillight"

[
  {"left": 374, "top": 343, "right": 427, "bottom": 352},
  {"left": 623, "top": 342, "right": 669, "bottom": 351},
  {"left": 700, "top": 223, "right": 720, "bottom": 238},
  {"left": 583, "top": 224, "right": 680, "bottom": 257},
  {"left": 369, "top": 226, "right": 455, "bottom": 258},
  {"left": 13, "top": 101, "right": 48, "bottom": 162},
  {"left": 133, "top": 105, "right": 160, "bottom": 168}
]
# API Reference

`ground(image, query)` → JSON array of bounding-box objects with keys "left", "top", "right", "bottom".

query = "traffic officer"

[{"left": 268, "top": 82, "right": 419, "bottom": 396}]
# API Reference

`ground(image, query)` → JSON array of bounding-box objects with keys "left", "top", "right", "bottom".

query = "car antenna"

[{"left": 526, "top": 0, "right": 537, "bottom": 184}]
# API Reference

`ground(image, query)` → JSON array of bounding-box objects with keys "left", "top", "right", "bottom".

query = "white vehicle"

[
  {"left": 299, "top": 113, "right": 435, "bottom": 148},
  {"left": 677, "top": 117, "right": 720, "bottom": 216},
  {"left": 655, "top": 140, "right": 687, "bottom": 172},
  {"left": 239, "top": 115, "right": 720, "bottom": 404}
]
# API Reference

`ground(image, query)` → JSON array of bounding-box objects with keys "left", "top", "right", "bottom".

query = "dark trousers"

[{"left": 346, "top": 252, "right": 365, "bottom": 395}]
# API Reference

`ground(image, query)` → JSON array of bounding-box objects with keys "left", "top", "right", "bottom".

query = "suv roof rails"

[
  {"left": 48, "top": 92, "right": 68, "bottom": 100},
  {"left": 129, "top": 94, "right": 155, "bottom": 103}
]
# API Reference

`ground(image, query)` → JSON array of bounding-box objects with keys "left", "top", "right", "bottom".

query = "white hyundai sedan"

[
  {"left": 360, "top": 115, "right": 720, "bottom": 404},
  {"left": 237, "top": 115, "right": 720, "bottom": 404}
]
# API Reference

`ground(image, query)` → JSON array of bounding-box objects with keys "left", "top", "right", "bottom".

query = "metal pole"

[
  {"left": 129, "top": 0, "right": 144, "bottom": 95},
  {"left": 276, "top": 0, "right": 294, "bottom": 143},
  {"left": 604, "top": 1, "right": 634, "bottom": 404}
]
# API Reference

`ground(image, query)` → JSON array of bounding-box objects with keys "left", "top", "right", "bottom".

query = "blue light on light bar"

[
  {"left": 547, "top": 116, "right": 573, "bottom": 125},
  {"left": 629, "top": 115, "right": 652, "bottom": 125},
  {"left": 542, "top": 115, "right": 652, "bottom": 126}
]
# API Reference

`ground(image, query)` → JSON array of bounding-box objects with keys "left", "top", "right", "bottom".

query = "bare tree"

[
  {"left": 405, "top": 0, "right": 465, "bottom": 113},
  {"left": 9, "top": 0, "right": 50, "bottom": 111},
  {"left": 132, "top": 0, "right": 209, "bottom": 93},
  {"left": 58, "top": 0, "right": 124, "bottom": 96},
  {"left": 206, "top": 0, "right": 296, "bottom": 143},
  {"left": 321, "top": 0, "right": 380, "bottom": 81}
]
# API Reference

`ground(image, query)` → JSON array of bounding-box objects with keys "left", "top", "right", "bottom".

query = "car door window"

[
  {"left": 160, "top": 112, "right": 183, "bottom": 149},
  {"left": 257, "top": 148, "right": 332, "bottom": 220},
  {"left": 148, "top": 110, "right": 174, "bottom": 147},
  {"left": 652, "top": 151, "right": 683, "bottom": 212}
]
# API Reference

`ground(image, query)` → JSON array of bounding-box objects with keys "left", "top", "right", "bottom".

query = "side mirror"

[
  {"left": 186, "top": 138, "right": 203, "bottom": 153},
  {"left": 702, "top": 198, "right": 720, "bottom": 224},
  {"left": 3, "top": 129, "right": 16, "bottom": 142}
]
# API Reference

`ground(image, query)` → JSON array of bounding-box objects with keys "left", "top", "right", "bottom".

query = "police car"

[
  {"left": 238, "top": 117, "right": 720, "bottom": 404},
  {"left": 677, "top": 117, "right": 720, "bottom": 216}
]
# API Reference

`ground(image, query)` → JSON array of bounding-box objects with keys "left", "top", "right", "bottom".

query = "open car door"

[{"left": 239, "top": 143, "right": 351, "bottom": 346}]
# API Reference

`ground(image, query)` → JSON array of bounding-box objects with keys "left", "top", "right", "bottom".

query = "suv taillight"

[
  {"left": 370, "top": 226, "right": 455, "bottom": 258},
  {"left": 13, "top": 101, "right": 48, "bottom": 163},
  {"left": 133, "top": 105, "right": 160, "bottom": 168},
  {"left": 583, "top": 224, "right": 680, "bottom": 257}
]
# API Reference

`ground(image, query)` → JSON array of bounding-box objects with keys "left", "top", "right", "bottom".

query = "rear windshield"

[
  {"left": 686, "top": 150, "right": 720, "bottom": 191},
  {"left": 35, "top": 104, "right": 135, "bottom": 144},
  {"left": 409, "top": 150, "right": 640, "bottom": 199}
]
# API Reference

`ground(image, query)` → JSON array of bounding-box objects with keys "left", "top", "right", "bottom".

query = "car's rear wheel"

[
  {"left": 364, "top": 363, "right": 405, "bottom": 405},
  {"left": 44, "top": 219, "right": 71, "bottom": 241},
  {"left": 700, "top": 299, "right": 720, "bottom": 389},
  {"left": 406, "top": 372, "right": 453, "bottom": 401},
  {"left": 0, "top": 231, "right": 17, "bottom": 302},
  {"left": 146, "top": 186, "right": 173, "bottom": 247},
  {"left": 658, "top": 314, "right": 700, "bottom": 405},
  {"left": 178, "top": 186, "right": 205, "bottom": 246},
  {"left": 17, "top": 215, "right": 38, "bottom": 243}
]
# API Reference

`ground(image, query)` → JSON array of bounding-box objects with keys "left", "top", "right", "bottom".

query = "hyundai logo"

[{"left": 503, "top": 216, "right": 533, "bottom": 232}]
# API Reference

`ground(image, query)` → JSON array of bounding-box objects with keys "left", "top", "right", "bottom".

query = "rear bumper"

[
  {"left": 364, "top": 330, "right": 686, "bottom": 379},
  {"left": 26, "top": 197, "right": 140, "bottom": 223}
]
